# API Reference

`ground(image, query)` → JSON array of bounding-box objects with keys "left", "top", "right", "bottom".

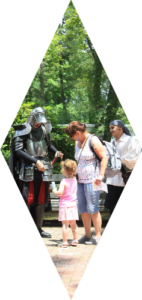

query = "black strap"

[
  {"left": 90, "top": 134, "right": 105, "bottom": 145},
  {"left": 88, "top": 134, "right": 102, "bottom": 162},
  {"left": 89, "top": 134, "right": 114, "bottom": 162},
  {"left": 112, "top": 139, "right": 117, "bottom": 150},
  {"left": 77, "top": 135, "right": 90, "bottom": 165}
]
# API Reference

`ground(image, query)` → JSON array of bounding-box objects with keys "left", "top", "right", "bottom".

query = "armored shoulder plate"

[
  {"left": 42, "top": 123, "right": 52, "bottom": 147},
  {"left": 14, "top": 123, "right": 31, "bottom": 138},
  {"left": 44, "top": 121, "right": 52, "bottom": 134}
]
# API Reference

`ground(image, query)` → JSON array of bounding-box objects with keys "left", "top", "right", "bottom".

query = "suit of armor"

[
  {"left": 9, "top": 107, "right": 59, "bottom": 238},
  {"left": 14, "top": 124, "right": 53, "bottom": 182}
]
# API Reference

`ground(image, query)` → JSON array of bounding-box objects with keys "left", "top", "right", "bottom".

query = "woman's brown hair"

[{"left": 65, "top": 121, "right": 86, "bottom": 137}]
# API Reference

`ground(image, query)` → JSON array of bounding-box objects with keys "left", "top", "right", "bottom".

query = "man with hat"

[{"left": 9, "top": 107, "right": 63, "bottom": 238}]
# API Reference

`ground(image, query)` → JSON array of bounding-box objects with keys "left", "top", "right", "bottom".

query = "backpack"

[{"left": 88, "top": 134, "right": 122, "bottom": 178}]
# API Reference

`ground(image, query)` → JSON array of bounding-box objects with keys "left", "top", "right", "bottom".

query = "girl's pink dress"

[{"left": 58, "top": 177, "right": 79, "bottom": 221}]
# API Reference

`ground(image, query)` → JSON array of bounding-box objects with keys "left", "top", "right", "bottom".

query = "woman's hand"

[
  {"left": 94, "top": 174, "right": 104, "bottom": 186},
  {"left": 55, "top": 151, "right": 64, "bottom": 160}
]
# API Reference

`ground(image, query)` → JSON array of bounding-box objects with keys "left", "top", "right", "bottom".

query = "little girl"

[{"left": 52, "top": 159, "right": 78, "bottom": 248}]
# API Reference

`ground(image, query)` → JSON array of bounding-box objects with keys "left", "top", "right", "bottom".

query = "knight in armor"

[{"left": 9, "top": 107, "right": 64, "bottom": 238}]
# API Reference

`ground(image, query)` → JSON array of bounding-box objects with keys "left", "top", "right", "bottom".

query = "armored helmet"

[{"left": 27, "top": 107, "right": 52, "bottom": 133}]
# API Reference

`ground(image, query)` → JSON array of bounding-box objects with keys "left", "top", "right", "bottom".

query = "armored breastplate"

[
  {"left": 26, "top": 138, "right": 48, "bottom": 157},
  {"left": 26, "top": 126, "right": 48, "bottom": 157}
]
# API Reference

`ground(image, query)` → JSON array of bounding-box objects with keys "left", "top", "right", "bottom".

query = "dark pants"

[
  {"left": 105, "top": 185, "right": 124, "bottom": 215},
  {"left": 109, "top": 210, "right": 114, "bottom": 218},
  {"left": 19, "top": 170, "right": 52, "bottom": 211},
  {"left": 28, "top": 204, "right": 45, "bottom": 230}
]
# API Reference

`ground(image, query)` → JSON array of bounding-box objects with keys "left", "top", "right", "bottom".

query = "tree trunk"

[
  {"left": 86, "top": 38, "right": 103, "bottom": 126},
  {"left": 93, "top": 57, "right": 103, "bottom": 110},
  {"left": 40, "top": 60, "right": 44, "bottom": 103},
  {"left": 103, "top": 83, "right": 120, "bottom": 140},
  {"left": 59, "top": 59, "right": 66, "bottom": 111}
]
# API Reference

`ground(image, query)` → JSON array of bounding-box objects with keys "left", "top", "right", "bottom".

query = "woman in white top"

[
  {"left": 66, "top": 121, "right": 108, "bottom": 245},
  {"left": 105, "top": 119, "right": 140, "bottom": 215}
]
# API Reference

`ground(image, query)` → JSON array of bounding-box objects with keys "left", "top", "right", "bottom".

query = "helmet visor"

[{"left": 35, "top": 112, "right": 48, "bottom": 124}]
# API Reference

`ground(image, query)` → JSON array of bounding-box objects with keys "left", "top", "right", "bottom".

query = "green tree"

[{"left": 1, "top": 0, "right": 133, "bottom": 166}]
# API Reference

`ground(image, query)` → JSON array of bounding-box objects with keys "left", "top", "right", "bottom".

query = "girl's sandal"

[
  {"left": 58, "top": 242, "right": 68, "bottom": 248},
  {"left": 69, "top": 240, "right": 78, "bottom": 247}
]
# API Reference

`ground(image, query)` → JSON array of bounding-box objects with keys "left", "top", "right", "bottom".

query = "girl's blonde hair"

[{"left": 60, "top": 159, "right": 77, "bottom": 176}]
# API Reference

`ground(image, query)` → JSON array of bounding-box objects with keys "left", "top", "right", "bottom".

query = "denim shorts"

[{"left": 77, "top": 182, "right": 100, "bottom": 214}]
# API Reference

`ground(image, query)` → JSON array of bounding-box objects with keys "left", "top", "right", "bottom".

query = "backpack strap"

[
  {"left": 88, "top": 134, "right": 104, "bottom": 162},
  {"left": 112, "top": 139, "right": 115, "bottom": 146},
  {"left": 111, "top": 138, "right": 117, "bottom": 152}
]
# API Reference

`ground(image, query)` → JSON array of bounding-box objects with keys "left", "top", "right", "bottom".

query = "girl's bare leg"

[
  {"left": 69, "top": 220, "right": 78, "bottom": 241},
  {"left": 62, "top": 220, "right": 69, "bottom": 243}
]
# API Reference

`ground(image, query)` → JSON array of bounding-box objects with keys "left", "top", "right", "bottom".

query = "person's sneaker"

[
  {"left": 78, "top": 235, "right": 92, "bottom": 244},
  {"left": 85, "top": 237, "right": 100, "bottom": 245}
]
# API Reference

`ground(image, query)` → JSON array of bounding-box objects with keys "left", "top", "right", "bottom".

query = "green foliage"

[
  {"left": 23, "top": 0, "right": 130, "bottom": 134},
  {"left": 116, "top": 107, "right": 131, "bottom": 125},
  {"left": 1, "top": 0, "right": 132, "bottom": 168}
]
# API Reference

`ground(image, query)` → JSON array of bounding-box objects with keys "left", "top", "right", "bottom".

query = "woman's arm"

[
  {"left": 91, "top": 136, "right": 108, "bottom": 185},
  {"left": 52, "top": 180, "right": 66, "bottom": 197}
]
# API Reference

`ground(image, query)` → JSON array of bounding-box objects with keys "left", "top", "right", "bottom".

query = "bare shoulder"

[
  {"left": 91, "top": 136, "right": 102, "bottom": 147},
  {"left": 91, "top": 135, "right": 107, "bottom": 159}
]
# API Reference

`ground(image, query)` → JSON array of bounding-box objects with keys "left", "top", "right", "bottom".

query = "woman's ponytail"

[{"left": 123, "top": 126, "right": 131, "bottom": 136}]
